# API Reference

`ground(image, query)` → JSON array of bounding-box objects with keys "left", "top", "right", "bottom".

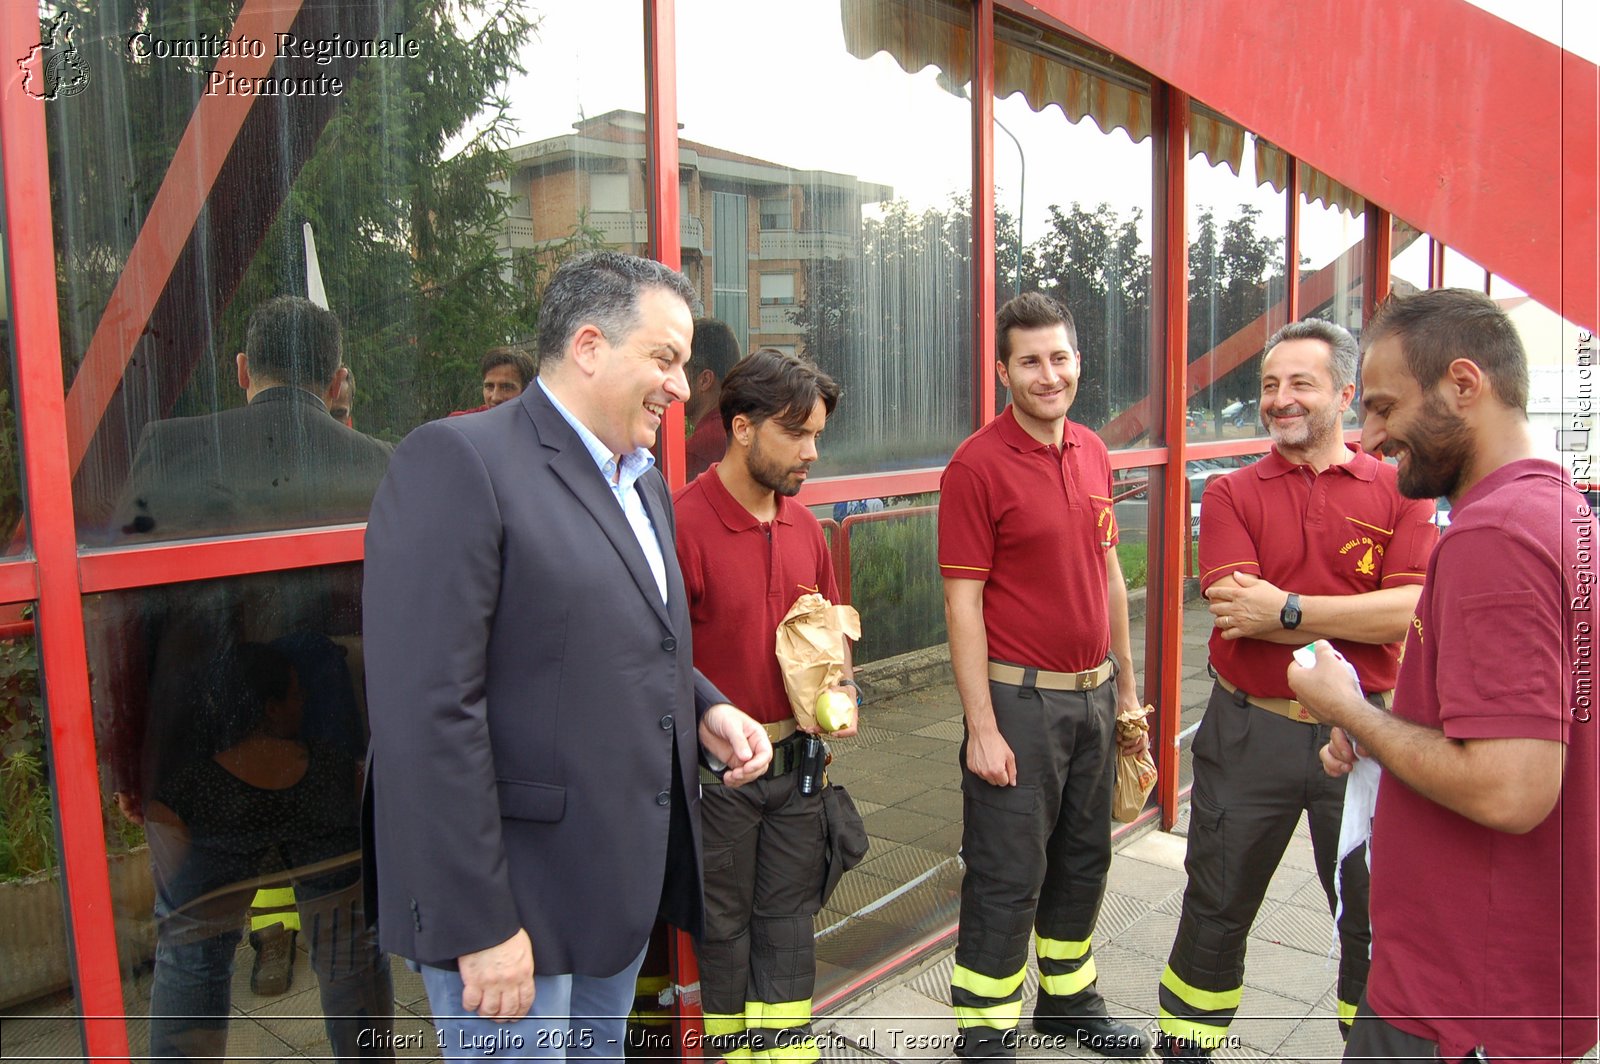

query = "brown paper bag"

[
  {"left": 1113, "top": 702, "right": 1158, "bottom": 822},
  {"left": 775, "top": 592, "right": 862, "bottom": 731}
]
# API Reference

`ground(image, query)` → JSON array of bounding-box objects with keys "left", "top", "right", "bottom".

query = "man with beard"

[
  {"left": 1291, "top": 289, "right": 1599, "bottom": 1063},
  {"left": 673, "top": 347, "right": 855, "bottom": 1064},
  {"left": 939, "top": 293, "right": 1150, "bottom": 1060},
  {"left": 1155, "top": 319, "right": 1436, "bottom": 1063}
]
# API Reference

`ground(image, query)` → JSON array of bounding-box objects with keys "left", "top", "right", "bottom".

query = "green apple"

[{"left": 814, "top": 689, "right": 856, "bottom": 733}]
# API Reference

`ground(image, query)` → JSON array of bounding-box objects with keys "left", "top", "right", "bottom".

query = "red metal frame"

[
  {"left": 647, "top": 0, "right": 689, "bottom": 492},
  {"left": 971, "top": 0, "right": 998, "bottom": 427},
  {"left": 1, "top": 7, "right": 129, "bottom": 1058},
  {"left": 1284, "top": 158, "right": 1301, "bottom": 322},
  {"left": 1428, "top": 237, "right": 1446, "bottom": 289},
  {"left": 0, "top": 559, "right": 40, "bottom": 605},
  {"left": 1153, "top": 84, "right": 1189, "bottom": 829},
  {"left": 1363, "top": 207, "right": 1393, "bottom": 322},
  {"left": 78, "top": 526, "right": 367, "bottom": 594}
]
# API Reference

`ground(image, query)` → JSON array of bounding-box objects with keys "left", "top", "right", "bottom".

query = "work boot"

[
  {"left": 249, "top": 925, "right": 297, "bottom": 997},
  {"left": 1156, "top": 1033, "right": 1212, "bottom": 1064}
]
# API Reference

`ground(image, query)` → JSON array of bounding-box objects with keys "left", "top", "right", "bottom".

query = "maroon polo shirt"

[
  {"left": 1200, "top": 444, "right": 1435, "bottom": 698},
  {"left": 1367, "top": 459, "right": 1597, "bottom": 1061},
  {"left": 938, "top": 406, "right": 1117, "bottom": 673},
  {"left": 684, "top": 416, "right": 728, "bottom": 482},
  {"left": 674, "top": 465, "right": 839, "bottom": 725}
]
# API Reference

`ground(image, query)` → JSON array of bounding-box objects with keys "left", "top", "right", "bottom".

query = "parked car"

[{"left": 1190, "top": 468, "right": 1229, "bottom": 538}]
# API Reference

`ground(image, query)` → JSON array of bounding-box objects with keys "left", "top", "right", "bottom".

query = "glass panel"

[
  {"left": 0, "top": 618, "right": 87, "bottom": 1058},
  {"left": 85, "top": 565, "right": 413, "bottom": 1057},
  {"left": 1389, "top": 218, "right": 1431, "bottom": 294},
  {"left": 1505, "top": 295, "right": 1596, "bottom": 494},
  {"left": 1185, "top": 115, "right": 1287, "bottom": 444},
  {"left": 52, "top": 2, "right": 632, "bottom": 543},
  {"left": 679, "top": 0, "right": 975, "bottom": 477},
  {"left": 996, "top": 12, "right": 1155, "bottom": 442},
  {"left": 0, "top": 243, "right": 23, "bottom": 557},
  {"left": 1298, "top": 188, "right": 1366, "bottom": 336}
]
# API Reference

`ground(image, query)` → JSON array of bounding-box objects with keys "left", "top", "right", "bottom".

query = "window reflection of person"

[
  {"left": 144, "top": 640, "right": 389, "bottom": 1062},
  {"left": 450, "top": 344, "right": 536, "bottom": 416},
  {"left": 97, "top": 296, "right": 393, "bottom": 1061}
]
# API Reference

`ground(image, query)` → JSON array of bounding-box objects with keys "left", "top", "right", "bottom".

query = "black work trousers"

[
  {"left": 699, "top": 766, "right": 827, "bottom": 1064},
  {"left": 1158, "top": 680, "right": 1377, "bottom": 1049},
  {"left": 951, "top": 671, "right": 1118, "bottom": 1060}
]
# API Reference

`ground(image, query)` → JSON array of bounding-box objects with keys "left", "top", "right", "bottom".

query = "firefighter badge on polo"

[{"left": 1338, "top": 516, "right": 1392, "bottom": 580}]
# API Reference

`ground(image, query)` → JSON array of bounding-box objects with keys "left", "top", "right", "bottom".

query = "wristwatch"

[
  {"left": 1280, "top": 593, "right": 1303, "bottom": 630},
  {"left": 838, "top": 677, "right": 862, "bottom": 707}
]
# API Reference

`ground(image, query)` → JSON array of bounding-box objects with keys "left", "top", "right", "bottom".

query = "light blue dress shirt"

[{"left": 537, "top": 379, "right": 669, "bottom": 604}]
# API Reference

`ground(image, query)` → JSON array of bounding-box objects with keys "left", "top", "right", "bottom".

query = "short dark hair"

[
  {"left": 536, "top": 251, "right": 699, "bottom": 366},
  {"left": 481, "top": 344, "right": 537, "bottom": 386},
  {"left": 1265, "top": 317, "right": 1359, "bottom": 390},
  {"left": 691, "top": 318, "right": 741, "bottom": 381},
  {"left": 1363, "top": 288, "right": 1529, "bottom": 411},
  {"left": 720, "top": 348, "right": 841, "bottom": 434},
  {"left": 997, "top": 292, "right": 1078, "bottom": 365},
  {"left": 244, "top": 295, "right": 341, "bottom": 390}
]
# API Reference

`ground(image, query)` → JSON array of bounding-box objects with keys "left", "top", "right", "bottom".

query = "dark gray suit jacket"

[{"left": 361, "top": 385, "right": 724, "bottom": 974}]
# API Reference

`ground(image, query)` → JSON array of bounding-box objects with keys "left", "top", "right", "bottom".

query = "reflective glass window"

[
  {"left": 0, "top": 619, "right": 87, "bottom": 1060},
  {"left": 1297, "top": 182, "right": 1367, "bottom": 336},
  {"left": 1185, "top": 109, "right": 1288, "bottom": 444},
  {"left": 680, "top": 0, "right": 975, "bottom": 477},
  {"left": 996, "top": 11, "right": 1154, "bottom": 441},
  {"left": 50, "top": 2, "right": 633, "bottom": 543},
  {"left": 84, "top": 565, "right": 414, "bottom": 1056}
]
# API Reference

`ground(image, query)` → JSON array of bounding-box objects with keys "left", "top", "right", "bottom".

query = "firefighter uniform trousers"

[
  {"left": 952, "top": 670, "right": 1118, "bottom": 1059},
  {"left": 700, "top": 759, "right": 828, "bottom": 1064},
  {"left": 1158, "top": 681, "right": 1379, "bottom": 1049}
]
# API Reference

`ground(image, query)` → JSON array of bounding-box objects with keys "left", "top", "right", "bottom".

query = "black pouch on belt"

[{"left": 820, "top": 784, "right": 869, "bottom": 906}]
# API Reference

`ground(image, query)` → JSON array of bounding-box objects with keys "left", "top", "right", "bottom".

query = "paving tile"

[
  {"left": 867, "top": 806, "right": 949, "bottom": 846},
  {"left": 913, "top": 720, "right": 966, "bottom": 744},
  {"left": 853, "top": 842, "right": 952, "bottom": 887},
  {"left": 875, "top": 734, "right": 959, "bottom": 762},
  {"left": 1113, "top": 909, "right": 1182, "bottom": 962},
  {"left": 1272, "top": 1007, "right": 1346, "bottom": 1063},
  {"left": 1251, "top": 904, "right": 1338, "bottom": 957},
  {"left": 1120, "top": 830, "right": 1188, "bottom": 872},
  {"left": 1095, "top": 891, "right": 1153, "bottom": 942},
  {"left": 1230, "top": 985, "right": 1314, "bottom": 1053},
  {"left": 848, "top": 773, "right": 939, "bottom": 808},
  {"left": 897, "top": 785, "right": 964, "bottom": 823},
  {"left": 825, "top": 985, "right": 957, "bottom": 1064},
  {"left": 913, "top": 821, "right": 966, "bottom": 856},
  {"left": 1089, "top": 942, "right": 1162, "bottom": 1016},
  {"left": 1238, "top": 939, "right": 1338, "bottom": 1006},
  {"left": 1105, "top": 856, "right": 1189, "bottom": 906}
]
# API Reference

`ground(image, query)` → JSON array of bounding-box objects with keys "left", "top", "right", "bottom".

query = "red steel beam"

[
  {"left": 1155, "top": 83, "right": 1189, "bottom": 829},
  {"left": 1018, "top": 0, "right": 1598, "bottom": 334},
  {"left": 0, "top": 559, "right": 39, "bottom": 605},
  {"left": 78, "top": 525, "right": 367, "bottom": 595},
  {"left": 972, "top": 0, "right": 998, "bottom": 427},
  {"left": 1364, "top": 206, "right": 1393, "bottom": 323},
  {"left": 0, "top": 7, "right": 128, "bottom": 1057},
  {"left": 1284, "top": 159, "right": 1301, "bottom": 322},
  {"left": 648, "top": 0, "right": 688, "bottom": 491}
]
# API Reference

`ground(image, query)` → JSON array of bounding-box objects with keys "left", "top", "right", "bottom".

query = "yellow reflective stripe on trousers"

[
  {"left": 1038, "top": 957, "right": 1097, "bottom": 997},
  {"left": 1157, "top": 1008, "right": 1233, "bottom": 1048},
  {"left": 951, "top": 963, "right": 1027, "bottom": 1000},
  {"left": 1034, "top": 933, "right": 1091, "bottom": 961},
  {"left": 953, "top": 1000, "right": 1024, "bottom": 1029},
  {"left": 750, "top": 998, "right": 813, "bottom": 1030},
  {"left": 1338, "top": 999, "right": 1358, "bottom": 1025},
  {"left": 1160, "top": 965, "right": 1243, "bottom": 1012},
  {"left": 703, "top": 1013, "right": 746, "bottom": 1037},
  {"left": 249, "top": 886, "right": 299, "bottom": 931}
]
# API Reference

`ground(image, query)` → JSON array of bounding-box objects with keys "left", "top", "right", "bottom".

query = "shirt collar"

[
  {"left": 1452, "top": 457, "right": 1568, "bottom": 516},
  {"left": 1255, "top": 442, "right": 1376, "bottom": 481},
  {"left": 249, "top": 385, "right": 328, "bottom": 412},
  {"left": 996, "top": 405, "right": 1080, "bottom": 454},
  {"left": 538, "top": 378, "right": 656, "bottom": 486},
  {"left": 697, "top": 463, "right": 793, "bottom": 533}
]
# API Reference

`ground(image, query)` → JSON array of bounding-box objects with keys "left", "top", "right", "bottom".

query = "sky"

[{"left": 488, "top": 0, "right": 1592, "bottom": 299}]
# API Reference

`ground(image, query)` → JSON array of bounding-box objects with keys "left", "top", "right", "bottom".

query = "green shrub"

[{"left": 847, "top": 509, "right": 945, "bottom": 664}]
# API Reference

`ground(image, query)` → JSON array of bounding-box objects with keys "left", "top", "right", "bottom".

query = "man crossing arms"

[{"left": 1155, "top": 319, "right": 1436, "bottom": 1062}]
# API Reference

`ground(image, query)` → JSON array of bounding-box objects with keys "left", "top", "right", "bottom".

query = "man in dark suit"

[
  {"left": 362, "top": 251, "right": 773, "bottom": 1059},
  {"left": 102, "top": 295, "right": 395, "bottom": 1061}
]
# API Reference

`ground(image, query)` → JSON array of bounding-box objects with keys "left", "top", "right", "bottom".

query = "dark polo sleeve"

[{"left": 363, "top": 420, "right": 523, "bottom": 964}]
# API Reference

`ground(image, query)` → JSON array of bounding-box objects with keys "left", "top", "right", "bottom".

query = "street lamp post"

[{"left": 937, "top": 73, "right": 1025, "bottom": 297}]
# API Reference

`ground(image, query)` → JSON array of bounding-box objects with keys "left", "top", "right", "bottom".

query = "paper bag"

[
  {"left": 776, "top": 592, "right": 862, "bottom": 731},
  {"left": 1112, "top": 702, "right": 1158, "bottom": 822}
]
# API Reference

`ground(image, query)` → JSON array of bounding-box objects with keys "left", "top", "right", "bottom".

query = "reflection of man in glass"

[
  {"left": 937, "top": 292, "right": 1150, "bottom": 1060},
  {"left": 682, "top": 318, "right": 741, "bottom": 480},
  {"left": 330, "top": 366, "right": 355, "bottom": 427},
  {"left": 450, "top": 344, "right": 536, "bottom": 416},
  {"left": 102, "top": 295, "right": 394, "bottom": 1061}
]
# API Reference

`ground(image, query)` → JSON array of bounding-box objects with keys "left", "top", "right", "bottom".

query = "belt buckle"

[{"left": 1077, "top": 670, "right": 1095, "bottom": 691}]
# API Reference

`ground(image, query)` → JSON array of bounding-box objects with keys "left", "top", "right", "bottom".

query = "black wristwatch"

[{"left": 1280, "top": 593, "right": 1303, "bottom": 631}]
